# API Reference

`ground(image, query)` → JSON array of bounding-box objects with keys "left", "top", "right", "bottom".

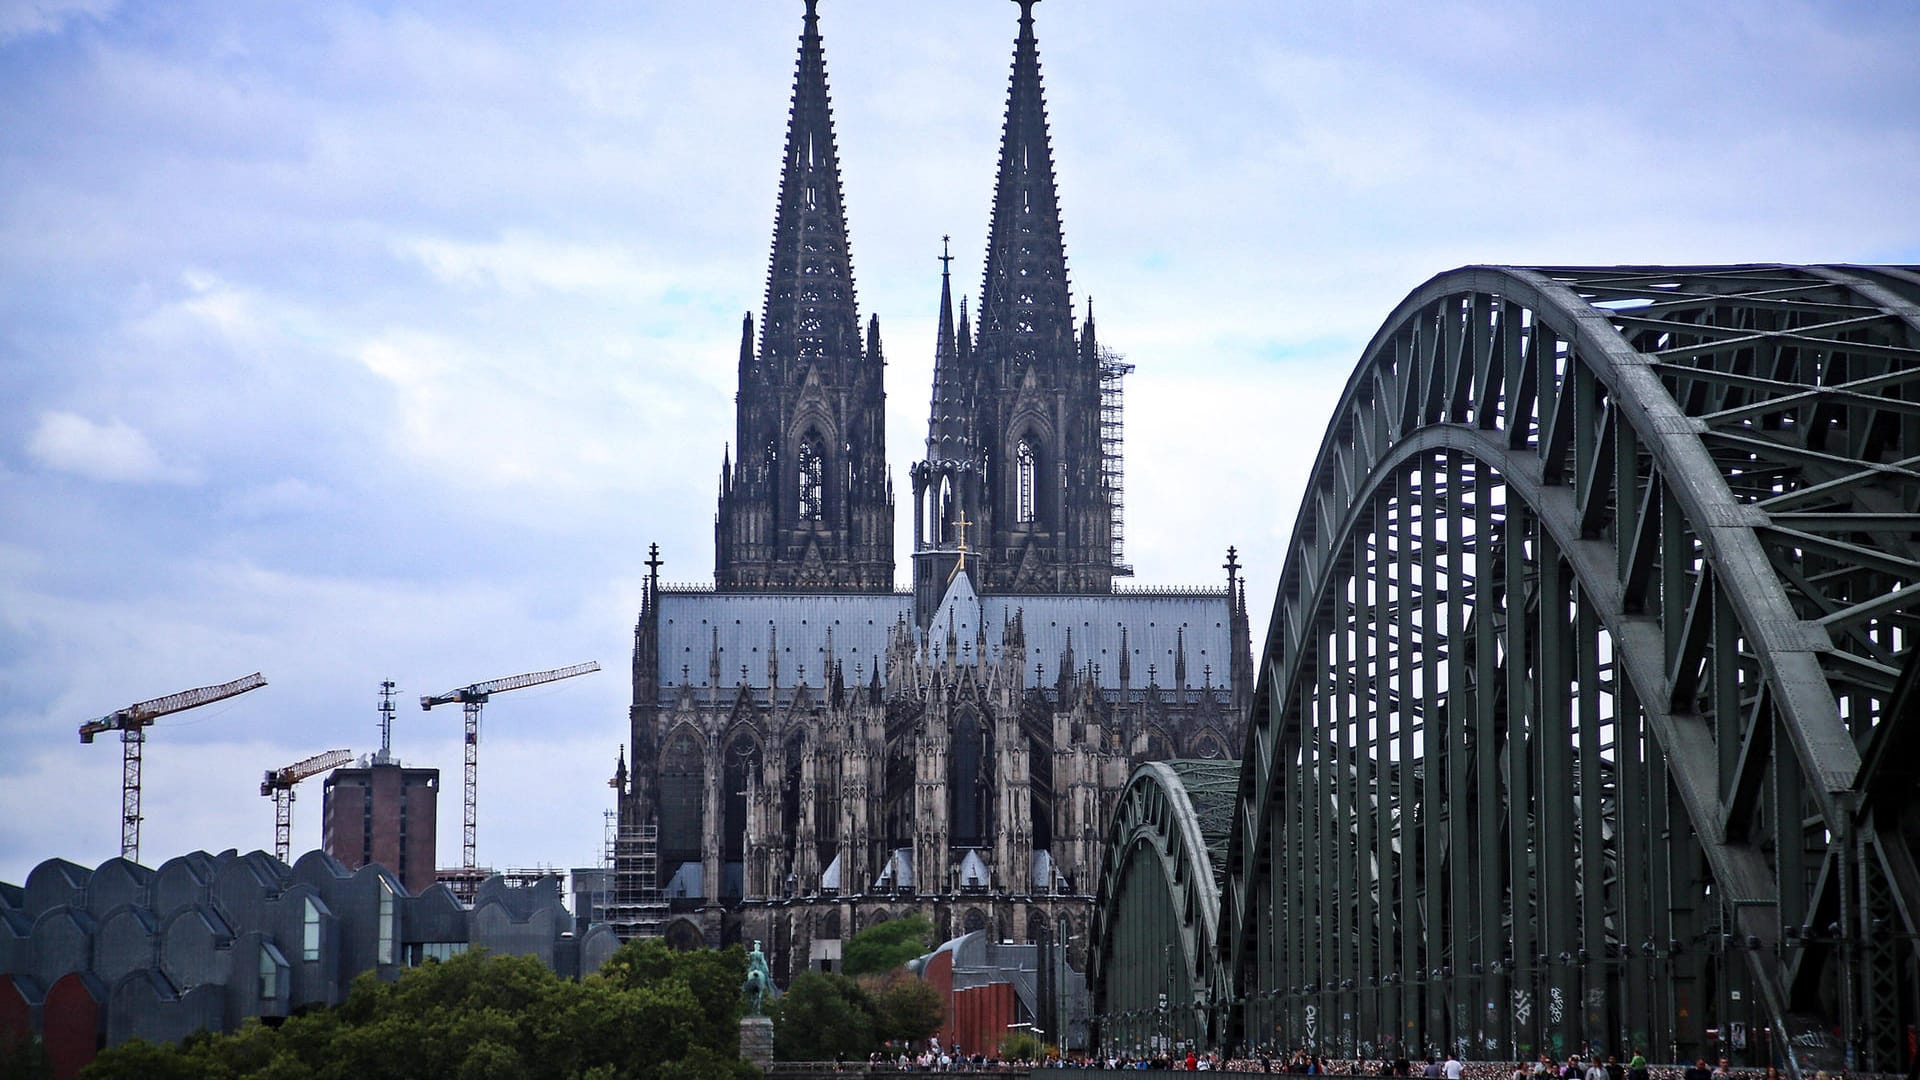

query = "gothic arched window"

[
  {"left": 722, "top": 733, "right": 762, "bottom": 899},
  {"left": 949, "top": 708, "right": 989, "bottom": 848},
  {"left": 937, "top": 475, "right": 955, "bottom": 545},
  {"left": 1015, "top": 439, "right": 1037, "bottom": 524},
  {"left": 797, "top": 433, "right": 824, "bottom": 521},
  {"left": 659, "top": 730, "right": 707, "bottom": 881}
]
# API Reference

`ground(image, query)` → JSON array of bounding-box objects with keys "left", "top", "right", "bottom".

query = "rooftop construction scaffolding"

[
  {"left": 606, "top": 818, "right": 665, "bottom": 940},
  {"left": 1099, "top": 346, "right": 1135, "bottom": 578}
]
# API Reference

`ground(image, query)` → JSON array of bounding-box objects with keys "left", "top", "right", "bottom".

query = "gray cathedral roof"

[
  {"left": 653, "top": 572, "right": 1232, "bottom": 702},
  {"left": 656, "top": 590, "right": 911, "bottom": 695}
]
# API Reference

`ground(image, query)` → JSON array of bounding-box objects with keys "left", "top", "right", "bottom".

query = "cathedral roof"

[
  {"left": 982, "top": 593, "right": 1230, "bottom": 692},
  {"left": 875, "top": 849, "right": 913, "bottom": 890},
  {"left": 925, "top": 569, "right": 984, "bottom": 666},
  {"left": 652, "top": 586, "right": 1231, "bottom": 700},
  {"left": 957, "top": 850, "right": 991, "bottom": 890},
  {"left": 656, "top": 590, "right": 910, "bottom": 696}
]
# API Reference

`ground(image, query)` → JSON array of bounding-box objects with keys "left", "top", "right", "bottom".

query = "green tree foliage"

[
  {"left": 864, "top": 970, "right": 944, "bottom": 1046},
  {"left": 999, "top": 1029, "right": 1046, "bottom": 1062},
  {"left": 770, "top": 971, "right": 874, "bottom": 1062},
  {"left": 80, "top": 945, "right": 758, "bottom": 1080},
  {"left": 71, "top": 1038, "right": 204, "bottom": 1080},
  {"left": 0, "top": 1032, "right": 53, "bottom": 1080},
  {"left": 598, "top": 939, "right": 746, "bottom": 1055},
  {"left": 839, "top": 913, "right": 934, "bottom": 977}
]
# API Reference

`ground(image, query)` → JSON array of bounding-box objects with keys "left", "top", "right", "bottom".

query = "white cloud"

[
  {"left": 25, "top": 411, "right": 197, "bottom": 485},
  {"left": 395, "top": 232, "right": 675, "bottom": 298}
]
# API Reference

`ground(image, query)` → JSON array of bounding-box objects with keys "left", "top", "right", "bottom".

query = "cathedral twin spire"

[{"left": 719, "top": 0, "right": 1113, "bottom": 603}]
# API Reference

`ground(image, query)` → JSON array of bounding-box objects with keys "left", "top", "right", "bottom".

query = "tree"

[
  {"left": 864, "top": 970, "right": 944, "bottom": 1046},
  {"left": 80, "top": 948, "right": 757, "bottom": 1080},
  {"left": 74, "top": 1038, "right": 210, "bottom": 1080},
  {"left": 0, "top": 1032, "right": 52, "bottom": 1080},
  {"left": 1000, "top": 1029, "right": 1046, "bottom": 1062},
  {"left": 840, "top": 914, "right": 935, "bottom": 977},
  {"left": 770, "top": 971, "right": 873, "bottom": 1062},
  {"left": 596, "top": 939, "right": 746, "bottom": 1056}
]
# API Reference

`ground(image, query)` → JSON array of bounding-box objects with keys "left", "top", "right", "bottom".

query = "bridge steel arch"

[
  {"left": 1222, "top": 266, "right": 1920, "bottom": 1074},
  {"left": 1090, "top": 759, "right": 1239, "bottom": 1058}
]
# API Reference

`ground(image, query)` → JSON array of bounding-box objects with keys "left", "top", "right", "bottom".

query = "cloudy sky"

[{"left": 3, "top": 0, "right": 1918, "bottom": 888}]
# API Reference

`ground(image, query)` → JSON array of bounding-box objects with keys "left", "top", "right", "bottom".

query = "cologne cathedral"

[{"left": 611, "top": 0, "right": 1252, "bottom": 982}]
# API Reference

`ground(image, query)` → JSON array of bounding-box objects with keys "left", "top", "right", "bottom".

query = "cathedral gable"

[
  {"left": 796, "top": 538, "right": 829, "bottom": 586},
  {"left": 1011, "top": 540, "right": 1044, "bottom": 592}
]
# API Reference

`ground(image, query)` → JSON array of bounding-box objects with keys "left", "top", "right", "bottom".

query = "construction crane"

[
  {"left": 79, "top": 672, "right": 268, "bottom": 863},
  {"left": 421, "top": 661, "right": 599, "bottom": 869},
  {"left": 260, "top": 748, "right": 352, "bottom": 863}
]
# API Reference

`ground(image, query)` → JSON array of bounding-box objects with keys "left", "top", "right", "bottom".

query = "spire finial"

[{"left": 940, "top": 235, "right": 953, "bottom": 276}]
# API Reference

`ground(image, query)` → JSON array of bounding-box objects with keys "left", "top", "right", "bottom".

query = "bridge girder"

[
  {"left": 1222, "top": 265, "right": 1920, "bottom": 1073},
  {"left": 1090, "top": 760, "right": 1238, "bottom": 1056}
]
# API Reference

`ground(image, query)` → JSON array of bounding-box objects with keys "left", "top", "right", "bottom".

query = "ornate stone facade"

[{"left": 614, "top": 1, "right": 1251, "bottom": 984}]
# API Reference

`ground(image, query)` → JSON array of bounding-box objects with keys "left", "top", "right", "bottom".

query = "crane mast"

[
  {"left": 79, "top": 672, "right": 268, "bottom": 863},
  {"left": 261, "top": 748, "right": 352, "bottom": 862},
  {"left": 421, "top": 661, "right": 599, "bottom": 869}
]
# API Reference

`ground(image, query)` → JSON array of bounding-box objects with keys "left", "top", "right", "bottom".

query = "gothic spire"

[
  {"left": 716, "top": 0, "right": 892, "bottom": 593},
  {"left": 760, "top": 0, "right": 860, "bottom": 374},
  {"left": 978, "top": 0, "right": 1074, "bottom": 378},
  {"left": 928, "top": 235, "right": 970, "bottom": 461}
]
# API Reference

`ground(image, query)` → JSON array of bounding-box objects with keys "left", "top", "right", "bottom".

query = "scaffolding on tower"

[
  {"left": 606, "top": 821, "right": 664, "bottom": 940},
  {"left": 1099, "top": 346, "right": 1135, "bottom": 577},
  {"left": 604, "top": 752, "right": 664, "bottom": 940}
]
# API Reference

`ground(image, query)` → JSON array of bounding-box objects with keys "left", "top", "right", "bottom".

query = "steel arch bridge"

[
  {"left": 1090, "top": 759, "right": 1239, "bottom": 1057},
  {"left": 1220, "top": 265, "right": 1920, "bottom": 1074}
]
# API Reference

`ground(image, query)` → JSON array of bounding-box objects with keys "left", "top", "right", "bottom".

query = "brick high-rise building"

[{"left": 321, "top": 763, "right": 439, "bottom": 895}]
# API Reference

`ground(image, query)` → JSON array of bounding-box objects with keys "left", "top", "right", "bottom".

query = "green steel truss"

[
  {"left": 1090, "top": 760, "right": 1240, "bottom": 1056},
  {"left": 1220, "top": 265, "right": 1920, "bottom": 1074}
]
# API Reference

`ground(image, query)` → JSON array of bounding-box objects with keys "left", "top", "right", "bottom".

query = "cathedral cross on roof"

[{"left": 948, "top": 510, "right": 975, "bottom": 583}]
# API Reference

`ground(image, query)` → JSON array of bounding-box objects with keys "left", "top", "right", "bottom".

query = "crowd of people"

[
  {"left": 1207, "top": 1053, "right": 1787, "bottom": 1080},
  {"left": 842, "top": 1049, "right": 1831, "bottom": 1078}
]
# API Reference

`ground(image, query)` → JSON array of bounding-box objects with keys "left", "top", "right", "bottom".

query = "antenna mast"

[{"left": 376, "top": 679, "right": 396, "bottom": 764}]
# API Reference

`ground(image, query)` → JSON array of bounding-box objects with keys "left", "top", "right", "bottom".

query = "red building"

[
  {"left": 321, "top": 763, "right": 439, "bottom": 895},
  {"left": 918, "top": 931, "right": 1086, "bottom": 1057}
]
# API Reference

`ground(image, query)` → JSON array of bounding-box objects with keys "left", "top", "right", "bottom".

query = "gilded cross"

[{"left": 948, "top": 510, "right": 974, "bottom": 583}]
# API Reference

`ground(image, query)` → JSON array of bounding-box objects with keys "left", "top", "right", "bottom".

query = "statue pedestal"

[{"left": 740, "top": 1015, "right": 774, "bottom": 1071}]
